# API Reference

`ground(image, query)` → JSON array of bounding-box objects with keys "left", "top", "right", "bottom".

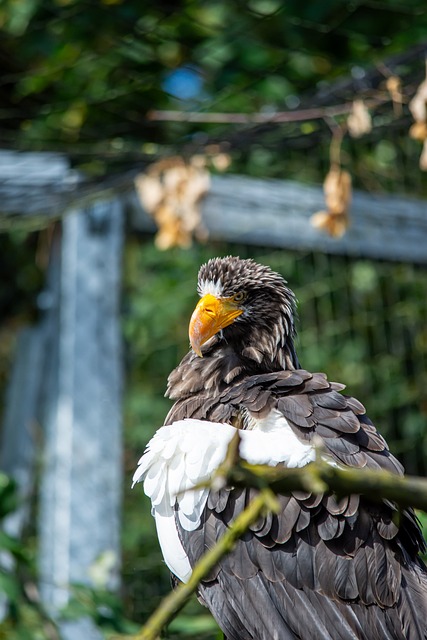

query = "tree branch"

[{"left": 226, "top": 458, "right": 427, "bottom": 513}]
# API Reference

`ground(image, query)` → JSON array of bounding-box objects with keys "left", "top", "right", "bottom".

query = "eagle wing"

[{"left": 166, "top": 370, "right": 427, "bottom": 640}]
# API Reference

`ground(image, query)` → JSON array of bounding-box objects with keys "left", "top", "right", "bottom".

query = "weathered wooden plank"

[
  {"left": 0, "top": 150, "right": 70, "bottom": 181},
  {"left": 130, "top": 175, "right": 427, "bottom": 263},
  {"left": 205, "top": 175, "right": 427, "bottom": 263},
  {"left": 0, "top": 150, "right": 78, "bottom": 224},
  {"left": 0, "top": 150, "right": 130, "bottom": 225},
  {"left": 1, "top": 148, "right": 426, "bottom": 262}
]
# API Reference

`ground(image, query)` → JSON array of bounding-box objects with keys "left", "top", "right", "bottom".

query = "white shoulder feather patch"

[
  {"left": 133, "top": 415, "right": 315, "bottom": 582},
  {"left": 133, "top": 420, "right": 236, "bottom": 527},
  {"left": 133, "top": 420, "right": 236, "bottom": 582}
]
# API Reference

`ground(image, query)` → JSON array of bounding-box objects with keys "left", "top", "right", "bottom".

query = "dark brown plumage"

[{"left": 157, "top": 257, "right": 427, "bottom": 639}]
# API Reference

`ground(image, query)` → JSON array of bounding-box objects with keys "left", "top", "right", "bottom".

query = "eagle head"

[{"left": 189, "top": 256, "right": 299, "bottom": 369}]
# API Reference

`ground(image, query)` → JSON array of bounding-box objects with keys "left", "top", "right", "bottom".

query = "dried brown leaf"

[
  {"left": 311, "top": 211, "right": 349, "bottom": 238},
  {"left": 385, "top": 75, "right": 403, "bottom": 116},
  {"left": 409, "top": 78, "right": 427, "bottom": 123},
  {"left": 154, "top": 203, "right": 194, "bottom": 250},
  {"left": 386, "top": 75, "right": 401, "bottom": 96},
  {"left": 134, "top": 156, "right": 210, "bottom": 249},
  {"left": 134, "top": 174, "right": 164, "bottom": 213},
  {"left": 323, "top": 166, "right": 352, "bottom": 214},
  {"left": 420, "top": 140, "right": 427, "bottom": 171},
  {"left": 311, "top": 210, "right": 330, "bottom": 230},
  {"left": 211, "top": 153, "right": 231, "bottom": 172},
  {"left": 311, "top": 165, "right": 352, "bottom": 238},
  {"left": 409, "top": 122, "right": 427, "bottom": 142},
  {"left": 347, "top": 100, "right": 372, "bottom": 138}
]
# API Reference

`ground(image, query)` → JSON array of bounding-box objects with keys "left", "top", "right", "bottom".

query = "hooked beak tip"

[{"left": 191, "top": 343, "right": 203, "bottom": 358}]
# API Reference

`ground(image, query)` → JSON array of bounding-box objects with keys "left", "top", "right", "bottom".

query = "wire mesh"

[{"left": 254, "top": 249, "right": 427, "bottom": 476}]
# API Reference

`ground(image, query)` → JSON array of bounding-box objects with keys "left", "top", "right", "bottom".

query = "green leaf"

[
  {"left": 0, "top": 530, "right": 28, "bottom": 561},
  {"left": 0, "top": 570, "right": 20, "bottom": 601}
]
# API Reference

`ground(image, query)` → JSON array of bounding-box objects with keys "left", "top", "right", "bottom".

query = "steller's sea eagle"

[{"left": 133, "top": 256, "right": 427, "bottom": 640}]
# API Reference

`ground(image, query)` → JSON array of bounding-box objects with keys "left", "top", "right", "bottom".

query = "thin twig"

[{"left": 147, "top": 98, "right": 387, "bottom": 125}]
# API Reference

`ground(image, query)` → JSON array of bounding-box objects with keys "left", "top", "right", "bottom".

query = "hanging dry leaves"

[
  {"left": 347, "top": 99, "right": 372, "bottom": 138},
  {"left": 409, "top": 121, "right": 427, "bottom": 142},
  {"left": 204, "top": 144, "right": 232, "bottom": 172},
  {"left": 420, "top": 140, "right": 427, "bottom": 171},
  {"left": 409, "top": 61, "right": 427, "bottom": 170},
  {"left": 386, "top": 75, "right": 403, "bottom": 116},
  {"left": 211, "top": 152, "right": 231, "bottom": 172},
  {"left": 134, "top": 156, "right": 210, "bottom": 250},
  {"left": 311, "top": 164, "right": 352, "bottom": 238},
  {"left": 409, "top": 77, "right": 427, "bottom": 124}
]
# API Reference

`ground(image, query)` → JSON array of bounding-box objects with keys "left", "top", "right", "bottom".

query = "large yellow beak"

[{"left": 189, "top": 293, "right": 243, "bottom": 357}]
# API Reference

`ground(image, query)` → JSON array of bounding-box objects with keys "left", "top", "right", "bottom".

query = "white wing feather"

[{"left": 133, "top": 414, "right": 315, "bottom": 582}]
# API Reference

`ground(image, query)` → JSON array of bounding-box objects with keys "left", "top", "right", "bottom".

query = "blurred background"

[{"left": 1, "top": 1, "right": 427, "bottom": 638}]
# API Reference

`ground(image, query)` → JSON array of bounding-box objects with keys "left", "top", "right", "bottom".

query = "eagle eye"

[{"left": 233, "top": 291, "right": 246, "bottom": 303}]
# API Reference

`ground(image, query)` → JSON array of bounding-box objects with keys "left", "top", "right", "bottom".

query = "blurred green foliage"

[
  {"left": 0, "top": 473, "right": 56, "bottom": 640},
  {"left": 1, "top": 0, "right": 427, "bottom": 179}
]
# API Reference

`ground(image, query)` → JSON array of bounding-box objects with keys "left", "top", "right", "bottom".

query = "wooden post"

[{"left": 38, "top": 199, "right": 124, "bottom": 638}]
